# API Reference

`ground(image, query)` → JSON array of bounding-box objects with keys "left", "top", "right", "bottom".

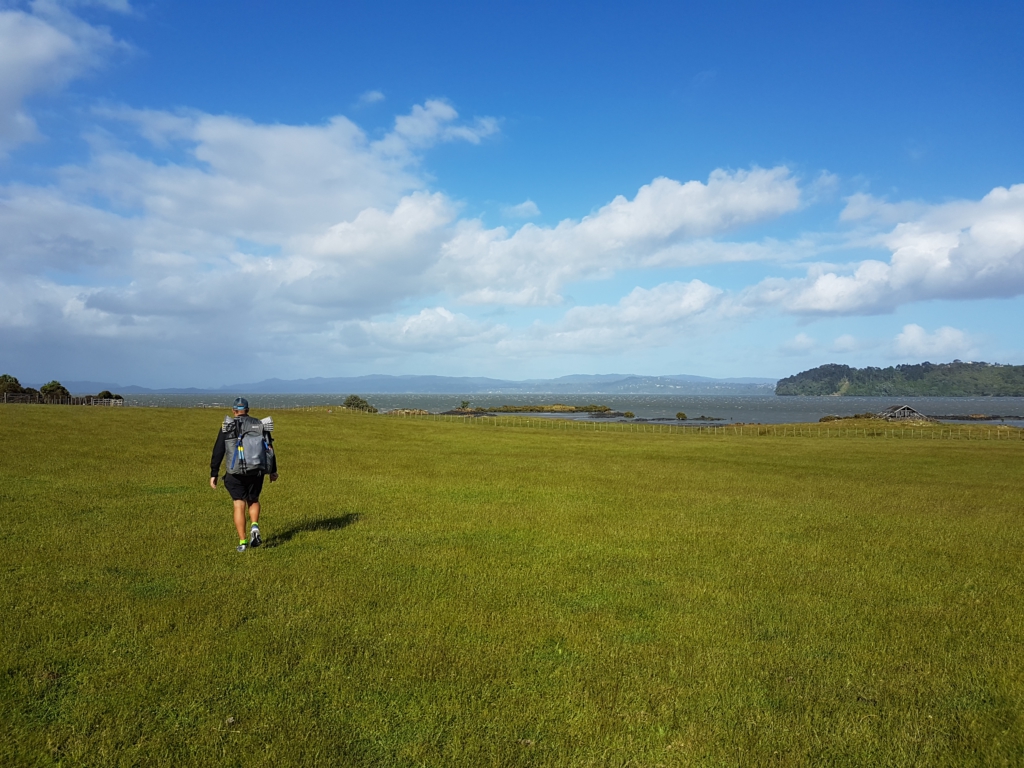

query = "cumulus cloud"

[
  {"left": 20, "top": 56, "right": 1020, "bottom": 380},
  {"left": 437, "top": 167, "right": 802, "bottom": 305},
  {"left": 284, "top": 191, "right": 458, "bottom": 313},
  {"left": 1, "top": 99, "right": 490, "bottom": 275},
  {"left": 839, "top": 192, "right": 927, "bottom": 226},
  {"left": 497, "top": 280, "right": 725, "bottom": 355},
  {"left": 358, "top": 307, "right": 503, "bottom": 352},
  {"left": 2, "top": 89, "right": 803, "bottom": 368},
  {"left": 502, "top": 199, "right": 540, "bottom": 219},
  {"left": 641, "top": 236, "right": 815, "bottom": 268},
  {"left": 745, "top": 184, "right": 1024, "bottom": 315},
  {"left": 893, "top": 324, "right": 975, "bottom": 360},
  {"left": 357, "top": 89, "right": 385, "bottom": 105},
  {"left": 0, "top": 1, "right": 127, "bottom": 154},
  {"left": 0, "top": 127, "right": 817, "bottom": 379},
  {"left": 830, "top": 334, "right": 863, "bottom": 353},
  {"left": 373, "top": 99, "right": 498, "bottom": 158},
  {"left": 79, "top": 107, "right": 428, "bottom": 234},
  {"left": 779, "top": 332, "right": 816, "bottom": 355}
]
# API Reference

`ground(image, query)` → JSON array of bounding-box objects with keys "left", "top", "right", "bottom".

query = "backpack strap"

[{"left": 223, "top": 415, "right": 243, "bottom": 471}]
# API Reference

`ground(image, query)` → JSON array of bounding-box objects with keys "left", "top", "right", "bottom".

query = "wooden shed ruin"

[{"left": 877, "top": 404, "right": 932, "bottom": 421}]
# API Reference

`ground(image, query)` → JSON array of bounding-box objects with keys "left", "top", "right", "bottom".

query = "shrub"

[
  {"left": 40, "top": 381, "right": 71, "bottom": 399},
  {"left": 676, "top": 412, "right": 687, "bottom": 420},
  {"left": 0, "top": 374, "right": 24, "bottom": 394},
  {"left": 624, "top": 411, "right": 635, "bottom": 419},
  {"left": 343, "top": 394, "right": 378, "bottom": 413}
]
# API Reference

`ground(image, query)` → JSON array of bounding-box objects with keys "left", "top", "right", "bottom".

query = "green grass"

[{"left": 1, "top": 405, "right": 1022, "bottom": 767}]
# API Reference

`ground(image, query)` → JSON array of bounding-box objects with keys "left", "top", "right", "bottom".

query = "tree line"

[
  {"left": 0, "top": 375, "right": 123, "bottom": 401},
  {"left": 775, "top": 361, "right": 1024, "bottom": 396}
]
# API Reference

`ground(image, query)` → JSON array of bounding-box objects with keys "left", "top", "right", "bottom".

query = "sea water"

[{"left": 121, "top": 393, "right": 1024, "bottom": 426}]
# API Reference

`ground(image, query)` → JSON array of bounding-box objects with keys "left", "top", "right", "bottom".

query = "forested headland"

[{"left": 776, "top": 361, "right": 1024, "bottom": 396}]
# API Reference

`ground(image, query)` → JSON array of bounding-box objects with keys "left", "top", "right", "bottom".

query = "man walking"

[{"left": 210, "top": 397, "right": 278, "bottom": 552}]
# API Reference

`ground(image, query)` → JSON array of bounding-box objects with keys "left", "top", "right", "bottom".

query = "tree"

[
  {"left": 459, "top": 400, "right": 471, "bottom": 410},
  {"left": 97, "top": 390, "right": 114, "bottom": 399},
  {"left": 624, "top": 411, "right": 635, "bottom": 419},
  {"left": 0, "top": 374, "right": 24, "bottom": 394},
  {"left": 676, "top": 412, "right": 687, "bottom": 420},
  {"left": 40, "top": 381, "right": 71, "bottom": 399},
  {"left": 343, "top": 394, "right": 378, "bottom": 413}
]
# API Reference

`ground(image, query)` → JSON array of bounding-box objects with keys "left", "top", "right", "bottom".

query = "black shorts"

[{"left": 223, "top": 472, "right": 265, "bottom": 502}]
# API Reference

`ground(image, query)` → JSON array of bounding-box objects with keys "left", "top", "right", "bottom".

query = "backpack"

[{"left": 222, "top": 415, "right": 274, "bottom": 475}]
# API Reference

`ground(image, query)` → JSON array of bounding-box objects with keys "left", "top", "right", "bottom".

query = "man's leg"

[
  {"left": 248, "top": 500, "right": 262, "bottom": 546},
  {"left": 233, "top": 499, "right": 248, "bottom": 541}
]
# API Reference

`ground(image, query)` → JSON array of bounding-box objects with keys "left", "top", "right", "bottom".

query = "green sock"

[
  {"left": 251, "top": 522, "right": 259, "bottom": 529},
  {"left": 239, "top": 538, "right": 247, "bottom": 545}
]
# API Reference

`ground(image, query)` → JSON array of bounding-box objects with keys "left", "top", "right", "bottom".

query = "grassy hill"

[
  {"left": 776, "top": 360, "right": 1024, "bottom": 396},
  {"left": 2, "top": 406, "right": 1022, "bottom": 766}
]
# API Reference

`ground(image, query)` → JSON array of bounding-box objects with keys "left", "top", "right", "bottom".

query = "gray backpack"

[{"left": 223, "top": 415, "right": 274, "bottom": 474}]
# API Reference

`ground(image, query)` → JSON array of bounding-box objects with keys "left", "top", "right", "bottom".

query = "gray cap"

[{"left": 232, "top": 397, "right": 249, "bottom": 410}]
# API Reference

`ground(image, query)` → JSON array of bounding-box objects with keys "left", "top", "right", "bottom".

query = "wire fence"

[
  {"left": 296, "top": 407, "right": 1024, "bottom": 441},
  {"left": 1, "top": 393, "right": 125, "bottom": 406}
]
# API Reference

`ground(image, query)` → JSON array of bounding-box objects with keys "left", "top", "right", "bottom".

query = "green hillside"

[{"left": 776, "top": 361, "right": 1024, "bottom": 396}]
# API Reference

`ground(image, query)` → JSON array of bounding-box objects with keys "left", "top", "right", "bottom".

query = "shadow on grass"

[{"left": 264, "top": 513, "right": 360, "bottom": 548}]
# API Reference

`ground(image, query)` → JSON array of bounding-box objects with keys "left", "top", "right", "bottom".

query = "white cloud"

[
  {"left": 437, "top": 167, "right": 802, "bottom": 306},
  {"left": 283, "top": 191, "right": 457, "bottom": 312},
  {"left": 0, "top": 99, "right": 503, "bottom": 352},
  {"left": 745, "top": 184, "right": 1024, "bottom": 315},
  {"left": 19, "top": 67, "right": 1018, "bottom": 380},
  {"left": 1, "top": 99, "right": 489, "bottom": 264},
  {"left": 62, "top": 1, "right": 133, "bottom": 11},
  {"left": 373, "top": 99, "right": 498, "bottom": 158},
  {"left": 0, "top": 1, "right": 126, "bottom": 154},
  {"left": 641, "top": 236, "right": 815, "bottom": 268},
  {"left": 358, "top": 307, "right": 503, "bottom": 352},
  {"left": 779, "top": 332, "right": 816, "bottom": 355},
  {"left": 498, "top": 280, "right": 725, "bottom": 355},
  {"left": 0, "top": 142, "right": 811, "bottom": 379},
  {"left": 80, "top": 108, "right": 426, "bottom": 235},
  {"left": 839, "top": 192, "right": 927, "bottom": 225},
  {"left": 830, "top": 334, "right": 862, "bottom": 353},
  {"left": 502, "top": 199, "right": 540, "bottom": 219},
  {"left": 893, "top": 324, "right": 975, "bottom": 360},
  {"left": 357, "top": 89, "right": 385, "bottom": 105}
]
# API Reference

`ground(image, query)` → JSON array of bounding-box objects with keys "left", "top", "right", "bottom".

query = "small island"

[
  {"left": 776, "top": 361, "right": 1024, "bottom": 397},
  {"left": 448, "top": 403, "right": 612, "bottom": 414}
]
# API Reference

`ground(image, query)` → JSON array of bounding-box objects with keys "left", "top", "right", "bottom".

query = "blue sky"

[{"left": 2, "top": 0, "right": 1023, "bottom": 387}]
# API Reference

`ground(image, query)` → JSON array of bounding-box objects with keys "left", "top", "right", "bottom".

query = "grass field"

[{"left": 1, "top": 405, "right": 1022, "bottom": 767}]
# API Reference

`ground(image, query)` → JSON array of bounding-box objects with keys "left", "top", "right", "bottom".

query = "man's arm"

[
  {"left": 210, "top": 429, "right": 226, "bottom": 487},
  {"left": 267, "top": 433, "right": 278, "bottom": 480}
]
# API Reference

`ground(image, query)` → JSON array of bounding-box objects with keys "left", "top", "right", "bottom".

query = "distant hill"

[
  {"left": 44, "top": 373, "right": 777, "bottom": 396},
  {"left": 776, "top": 362, "right": 1024, "bottom": 396}
]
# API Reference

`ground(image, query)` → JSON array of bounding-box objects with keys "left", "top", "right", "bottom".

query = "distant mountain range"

[
  {"left": 776, "top": 362, "right": 1024, "bottom": 396},
  {"left": 46, "top": 373, "right": 778, "bottom": 396}
]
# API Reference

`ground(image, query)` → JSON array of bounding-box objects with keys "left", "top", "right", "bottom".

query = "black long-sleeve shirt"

[{"left": 210, "top": 422, "right": 276, "bottom": 477}]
